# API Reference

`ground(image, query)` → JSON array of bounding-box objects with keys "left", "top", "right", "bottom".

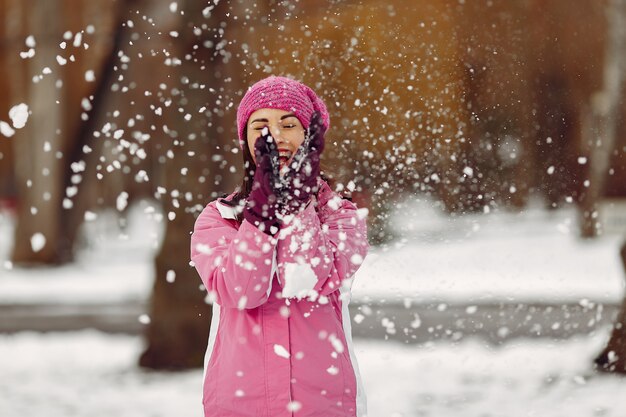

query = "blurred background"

[{"left": 1, "top": 0, "right": 626, "bottom": 416}]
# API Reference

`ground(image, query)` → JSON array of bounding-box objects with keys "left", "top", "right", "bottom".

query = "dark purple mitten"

[
  {"left": 243, "top": 129, "right": 282, "bottom": 235},
  {"left": 281, "top": 111, "right": 326, "bottom": 216}
]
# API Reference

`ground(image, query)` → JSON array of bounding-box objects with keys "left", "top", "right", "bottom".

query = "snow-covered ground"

[
  {"left": 0, "top": 202, "right": 160, "bottom": 304},
  {"left": 0, "top": 197, "right": 624, "bottom": 305},
  {"left": 1, "top": 329, "right": 625, "bottom": 417},
  {"left": 356, "top": 198, "right": 625, "bottom": 305},
  {"left": 1, "top": 197, "right": 626, "bottom": 416}
]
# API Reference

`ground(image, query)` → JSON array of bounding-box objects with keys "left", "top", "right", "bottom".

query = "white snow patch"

[
  {"left": 0, "top": 196, "right": 623, "bottom": 311},
  {"left": 0, "top": 331, "right": 621, "bottom": 417},
  {"left": 30, "top": 233, "right": 46, "bottom": 252},
  {"left": 0, "top": 202, "right": 162, "bottom": 304},
  {"left": 350, "top": 253, "right": 364, "bottom": 265},
  {"left": 84, "top": 211, "right": 97, "bottom": 221},
  {"left": 85, "top": 70, "right": 95, "bottom": 82},
  {"left": 0, "top": 121, "right": 15, "bottom": 137},
  {"left": 273, "top": 344, "right": 290, "bottom": 358},
  {"left": 329, "top": 334, "right": 345, "bottom": 353},
  {"left": 281, "top": 262, "right": 318, "bottom": 300},
  {"left": 81, "top": 98, "right": 92, "bottom": 111},
  {"left": 360, "top": 330, "right": 619, "bottom": 417},
  {"left": 352, "top": 198, "right": 625, "bottom": 304},
  {"left": 73, "top": 32, "right": 82, "bottom": 48},
  {"left": 9, "top": 103, "right": 29, "bottom": 129},
  {"left": 286, "top": 401, "right": 302, "bottom": 412},
  {"left": 116, "top": 192, "right": 129, "bottom": 212},
  {"left": 356, "top": 207, "right": 369, "bottom": 220},
  {"left": 20, "top": 49, "right": 35, "bottom": 59}
]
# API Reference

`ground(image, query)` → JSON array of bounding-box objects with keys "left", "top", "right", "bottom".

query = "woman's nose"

[{"left": 270, "top": 126, "right": 286, "bottom": 143}]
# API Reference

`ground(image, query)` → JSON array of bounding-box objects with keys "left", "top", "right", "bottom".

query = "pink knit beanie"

[{"left": 236, "top": 76, "right": 330, "bottom": 149}]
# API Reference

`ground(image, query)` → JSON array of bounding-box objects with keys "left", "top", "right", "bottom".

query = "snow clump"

[
  {"left": 30, "top": 233, "right": 46, "bottom": 252},
  {"left": 9, "top": 103, "right": 29, "bottom": 129}
]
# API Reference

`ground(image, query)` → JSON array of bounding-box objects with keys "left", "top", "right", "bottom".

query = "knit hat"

[{"left": 236, "top": 76, "right": 330, "bottom": 149}]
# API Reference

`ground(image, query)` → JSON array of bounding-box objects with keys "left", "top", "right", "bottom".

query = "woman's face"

[{"left": 246, "top": 108, "right": 305, "bottom": 170}]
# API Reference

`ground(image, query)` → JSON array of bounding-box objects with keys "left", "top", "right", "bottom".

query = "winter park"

[{"left": 2, "top": 1, "right": 626, "bottom": 416}]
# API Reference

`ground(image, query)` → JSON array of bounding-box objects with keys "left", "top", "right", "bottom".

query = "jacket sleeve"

[
  {"left": 276, "top": 196, "right": 369, "bottom": 299},
  {"left": 190, "top": 203, "right": 278, "bottom": 309}
]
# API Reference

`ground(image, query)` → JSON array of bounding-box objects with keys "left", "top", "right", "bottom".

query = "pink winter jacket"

[{"left": 190, "top": 178, "right": 369, "bottom": 417}]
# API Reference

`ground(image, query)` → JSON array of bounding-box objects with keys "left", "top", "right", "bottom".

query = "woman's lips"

[
  {"left": 278, "top": 151, "right": 293, "bottom": 176},
  {"left": 278, "top": 150, "right": 293, "bottom": 166}
]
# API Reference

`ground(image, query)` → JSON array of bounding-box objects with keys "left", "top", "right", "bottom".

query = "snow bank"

[
  {"left": 352, "top": 198, "right": 625, "bottom": 304},
  {"left": 0, "top": 329, "right": 624, "bottom": 417},
  {"left": 0, "top": 201, "right": 161, "bottom": 304},
  {"left": 0, "top": 198, "right": 624, "bottom": 306}
]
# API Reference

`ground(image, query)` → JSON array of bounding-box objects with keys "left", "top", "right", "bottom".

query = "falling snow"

[
  {"left": 116, "top": 192, "right": 129, "bottom": 212},
  {"left": 0, "top": 121, "right": 15, "bottom": 137},
  {"left": 85, "top": 70, "right": 95, "bottom": 82},
  {"left": 1, "top": 2, "right": 626, "bottom": 416},
  {"left": 8, "top": 103, "right": 29, "bottom": 129},
  {"left": 30, "top": 233, "right": 46, "bottom": 253},
  {"left": 273, "top": 344, "right": 290, "bottom": 359}
]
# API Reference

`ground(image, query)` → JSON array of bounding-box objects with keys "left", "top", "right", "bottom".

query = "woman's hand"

[
  {"left": 243, "top": 128, "right": 283, "bottom": 235},
  {"left": 280, "top": 112, "right": 326, "bottom": 216}
]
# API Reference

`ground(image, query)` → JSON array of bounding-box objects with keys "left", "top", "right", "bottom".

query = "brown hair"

[{"left": 217, "top": 142, "right": 254, "bottom": 222}]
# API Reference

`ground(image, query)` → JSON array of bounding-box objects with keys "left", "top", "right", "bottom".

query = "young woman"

[{"left": 190, "top": 76, "right": 369, "bottom": 417}]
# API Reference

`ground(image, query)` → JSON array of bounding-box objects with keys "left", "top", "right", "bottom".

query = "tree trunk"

[
  {"left": 586, "top": 0, "right": 626, "bottom": 376},
  {"left": 57, "top": 0, "right": 127, "bottom": 262},
  {"left": 595, "top": 241, "right": 626, "bottom": 373},
  {"left": 579, "top": 0, "right": 626, "bottom": 238},
  {"left": 0, "top": 0, "right": 24, "bottom": 201},
  {"left": 139, "top": 0, "right": 246, "bottom": 369},
  {"left": 11, "top": 0, "right": 66, "bottom": 265},
  {"left": 8, "top": 0, "right": 120, "bottom": 264}
]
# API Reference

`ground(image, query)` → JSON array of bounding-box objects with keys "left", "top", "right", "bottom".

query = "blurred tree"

[
  {"left": 452, "top": 1, "right": 534, "bottom": 212},
  {"left": 58, "top": 0, "right": 128, "bottom": 262},
  {"left": 5, "top": 0, "right": 118, "bottom": 264},
  {"left": 595, "top": 242, "right": 626, "bottom": 373},
  {"left": 593, "top": 0, "right": 626, "bottom": 375},
  {"left": 525, "top": 0, "right": 605, "bottom": 211},
  {"left": 579, "top": 0, "right": 626, "bottom": 238},
  {"left": 139, "top": 0, "right": 245, "bottom": 369},
  {"left": 9, "top": 0, "right": 68, "bottom": 264}
]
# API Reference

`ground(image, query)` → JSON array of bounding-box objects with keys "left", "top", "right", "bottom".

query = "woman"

[{"left": 190, "top": 76, "right": 369, "bottom": 417}]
